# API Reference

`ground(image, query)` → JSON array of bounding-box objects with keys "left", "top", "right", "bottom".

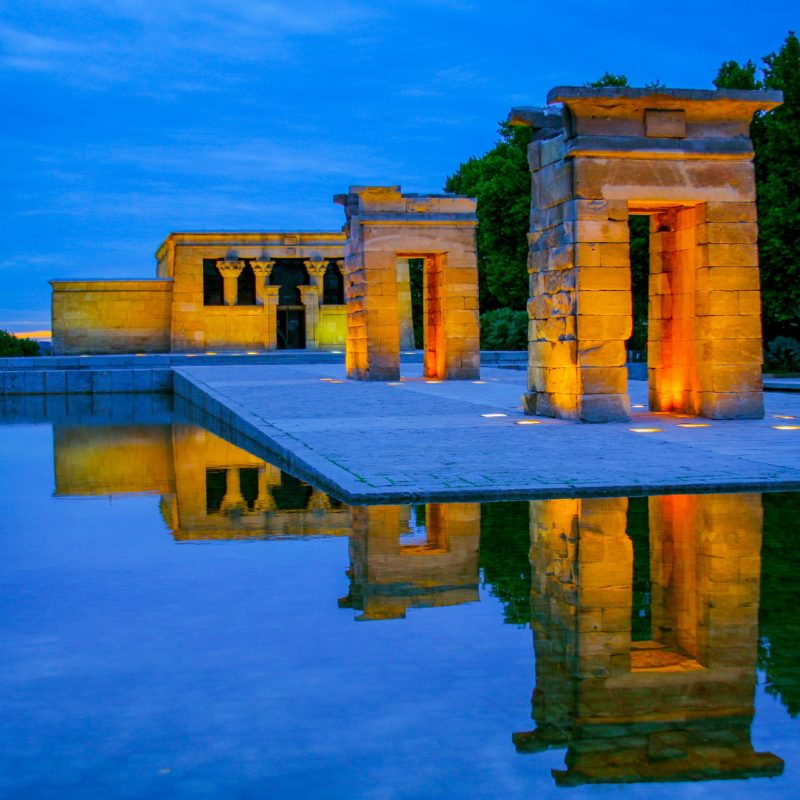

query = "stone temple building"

[{"left": 51, "top": 231, "right": 352, "bottom": 354}]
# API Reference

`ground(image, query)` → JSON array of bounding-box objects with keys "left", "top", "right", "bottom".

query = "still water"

[{"left": 1, "top": 397, "right": 799, "bottom": 799}]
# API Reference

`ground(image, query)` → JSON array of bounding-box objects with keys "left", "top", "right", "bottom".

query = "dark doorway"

[
  {"left": 277, "top": 307, "right": 306, "bottom": 349},
  {"left": 203, "top": 260, "right": 224, "bottom": 306},
  {"left": 237, "top": 263, "right": 257, "bottom": 306},
  {"left": 323, "top": 262, "right": 345, "bottom": 305}
]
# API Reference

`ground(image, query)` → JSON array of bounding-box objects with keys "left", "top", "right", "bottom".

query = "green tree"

[
  {"left": 715, "top": 32, "right": 800, "bottom": 338},
  {"left": 586, "top": 71, "right": 629, "bottom": 88},
  {"left": 714, "top": 59, "right": 762, "bottom": 90},
  {"left": 445, "top": 122, "right": 533, "bottom": 310},
  {"left": 0, "top": 329, "right": 39, "bottom": 357}
]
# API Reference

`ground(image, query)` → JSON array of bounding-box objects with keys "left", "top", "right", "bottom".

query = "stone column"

[
  {"left": 251, "top": 258, "right": 275, "bottom": 306},
  {"left": 216, "top": 258, "right": 246, "bottom": 306},
  {"left": 263, "top": 286, "right": 280, "bottom": 350},
  {"left": 251, "top": 258, "right": 277, "bottom": 351},
  {"left": 219, "top": 467, "right": 246, "bottom": 515},
  {"left": 396, "top": 258, "right": 415, "bottom": 350},
  {"left": 302, "top": 258, "right": 327, "bottom": 350},
  {"left": 252, "top": 467, "right": 276, "bottom": 512}
]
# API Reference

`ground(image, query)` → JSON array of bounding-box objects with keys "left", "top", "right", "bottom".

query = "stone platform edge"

[
  {"left": 171, "top": 368, "right": 800, "bottom": 506},
  {"left": 0, "top": 350, "right": 529, "bottom": 396}
]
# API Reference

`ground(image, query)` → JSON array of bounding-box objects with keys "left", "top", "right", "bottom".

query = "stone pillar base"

[
  {"left": 348, "top": 366, "right": 400, "bottom": 382},
  {"left": 524, "top": 391, "right": 630, "bottom": 422}
]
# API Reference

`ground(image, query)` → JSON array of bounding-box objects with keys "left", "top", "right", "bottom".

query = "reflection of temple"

[
  {"left": 52, "top": 421, "right": 481, "bottom": 619},
  {"left": 339, "top": 504, "right": 480, "bottom": 620},
  {"left": 54, "top": 422, "right": 349, "bottom": 540},
  {"left": 515, "top": 495, "right": 783, "bottom": 785}
]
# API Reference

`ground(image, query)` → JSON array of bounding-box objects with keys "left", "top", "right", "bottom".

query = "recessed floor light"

[
  {"left": 678, "top": 423, "right": 710, "bottom": 428},
  {"left": 630, "top": 428, "right": 662, "bottom": 433},
  {"left": 773, "top": 425, "right": 800, "bottom": 431},
  {"left": 515, "top": 420, "right": 541, "bottom": 426},
  {"left": 481, "top": 413, "right": 507, "bottom": 418}
]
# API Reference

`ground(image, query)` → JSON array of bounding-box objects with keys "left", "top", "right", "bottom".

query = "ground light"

[
  {"left": 481, "top": 413, "right": 507, "bottom": 418},
  {"left": 772, "top": 425, "right": 800, "bottom": 431},
  {"left": 630, "top": 428, "right": 663, "bottom": 433},
  {"left": 774, "top": 415, "right": 796, "bottom": 420},
  {"left": 515, "top": 420, "right": 541, "bottom": 426},
  {"left": 678, "top": 423, "right": 710, "bottom": 428}
]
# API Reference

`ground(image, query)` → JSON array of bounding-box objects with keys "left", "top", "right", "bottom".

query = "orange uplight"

[
  {"left": 629, "top": 427, "right": 662, "bottom": 433},
  {"left": 246, "top": 351, "right": 259, "bottom": 355},
  {"left": 205, "top": 351, "right": 217, "bottom": 355},
  {"left": 515, "top": 420, "right": 541, "bottom": 426}
]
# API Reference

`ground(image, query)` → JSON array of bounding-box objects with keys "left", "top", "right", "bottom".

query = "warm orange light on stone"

[
  {"left": 335, "top": 186, "right": 479, "bottom": 382},
  {"left": 511, "top": 87, "right": 781, "bottom": 423},
  {"left": 515, "top": 494, "right": 782, "bottom": 785}
]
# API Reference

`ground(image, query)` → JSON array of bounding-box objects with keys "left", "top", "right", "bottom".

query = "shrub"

[
  {"left": 480, "top": 308, "right": 528, "bottom": 350},
  {"left": 0, "top": 329, "right": 40, "bottom": 357},
  {"left": 765, "top": 336, "right": 800, "bottom": 372}
]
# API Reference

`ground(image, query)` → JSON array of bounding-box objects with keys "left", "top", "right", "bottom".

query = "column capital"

[
  {"left": 304, "top": 258, "right": 328, "bottom": 284},
  {"left": 251, "top": 258, "right": 275, "bottom": 277},
  {"left": 217, "top": 258, "right": 246, "bottom": 278}
]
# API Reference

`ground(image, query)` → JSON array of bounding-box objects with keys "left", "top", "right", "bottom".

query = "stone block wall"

[
  {"left": 514, "top": 87, "right": 781, "bottom": 421},
  {"left": 51, "top": 280, "right": 173, "bottom": 355},
  {"left": 336, "top": 186, "right": 479, "bottom": 381}
]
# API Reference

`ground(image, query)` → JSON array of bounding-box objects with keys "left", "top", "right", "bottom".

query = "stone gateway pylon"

[
  {"left": 335, "top": 186, "right": 480, "bottom": 381},
  {"left": 511, "top": 87, "right": 782, "bottom": 422}
]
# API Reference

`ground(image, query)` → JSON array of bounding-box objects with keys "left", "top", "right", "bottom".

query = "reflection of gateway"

[
  {"left": 516, "top": 495, "right": 783, "bottom": 785},
  {"left": 338, "top": 504, "right": 481, "bottom": 621}
]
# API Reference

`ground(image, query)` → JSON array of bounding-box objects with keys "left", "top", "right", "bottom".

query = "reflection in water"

[
  {"left": 49, "top": 418, "right": 793, "bottom": 787},
  {"left": 339, "top": 504, "right": 480, "bottom": 620},
  {"left": 515, "top": 496, "right": 783, "bottom": 785}
]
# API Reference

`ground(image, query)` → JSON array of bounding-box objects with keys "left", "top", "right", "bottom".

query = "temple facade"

[{"left": 51, "top": 231, "right": 352, "bottom": 354}]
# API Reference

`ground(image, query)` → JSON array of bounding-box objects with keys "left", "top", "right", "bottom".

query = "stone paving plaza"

[{"left": 173, "top": 363, "right": 800, "bottom": 502}]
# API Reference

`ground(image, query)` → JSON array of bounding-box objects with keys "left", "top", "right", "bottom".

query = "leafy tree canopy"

[
  {"left": 0, "top": 329, "right": 39, "bottom": 357},
  {"left": 585, "top": 72, "right": 629, "bottom": 87},
  {"left": 715, "top": 32, "right": 800, "bottom": 337},
  {"left": 445, "top": 122, "right": 533, "bottom": 310}
]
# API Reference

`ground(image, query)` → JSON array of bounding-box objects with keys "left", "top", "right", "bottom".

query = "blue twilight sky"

[{"left": 0, "top": 0, "right": 796, "bottom": 331}]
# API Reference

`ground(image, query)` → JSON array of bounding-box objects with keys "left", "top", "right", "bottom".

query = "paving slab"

[{"left": 173, "top": 363, "right": 800, "bottom": 503}]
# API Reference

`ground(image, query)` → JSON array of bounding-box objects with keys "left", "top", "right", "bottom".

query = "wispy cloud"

[{"left": 0, "top": 1, "right": 381, "bottom": 89}]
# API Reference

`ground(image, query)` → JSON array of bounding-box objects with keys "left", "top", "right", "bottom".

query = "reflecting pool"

[{"left": 1, "top": 397, "right": 799, "bottom": 798}]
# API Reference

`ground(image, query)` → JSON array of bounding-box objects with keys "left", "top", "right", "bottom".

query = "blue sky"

[{"left": 0, "top": 0, "right": 795, "bottom": 331}]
